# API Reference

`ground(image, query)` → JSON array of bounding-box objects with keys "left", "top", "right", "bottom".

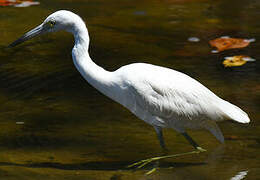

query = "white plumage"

[
  {"left": 9, "top": 10, "right": 250, "bottom": 150},
  {"left": 112, "top": 63, "right": 249, "bottom": 144}
]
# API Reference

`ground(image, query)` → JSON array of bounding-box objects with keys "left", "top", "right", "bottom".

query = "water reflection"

[{"left": 230, "top": 170, "right": 248, "bottom": 180}]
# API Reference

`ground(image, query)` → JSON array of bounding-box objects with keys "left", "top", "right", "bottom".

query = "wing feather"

[{"left": 124, "top": 63, "right": 223, "bottom": 123}]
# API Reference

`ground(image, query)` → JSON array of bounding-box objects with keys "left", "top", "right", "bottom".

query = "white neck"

[{"left": 70, "top": 20, "right": 117, "bottom": 100}]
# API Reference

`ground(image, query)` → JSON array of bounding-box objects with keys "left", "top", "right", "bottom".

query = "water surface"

[{"left": 0, "top": 0, "right": 259, "bottom": 179}]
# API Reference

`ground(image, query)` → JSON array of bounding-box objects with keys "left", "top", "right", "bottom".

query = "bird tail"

[{"left": 219, "top": 100, "right": 250, "bottom": 123}]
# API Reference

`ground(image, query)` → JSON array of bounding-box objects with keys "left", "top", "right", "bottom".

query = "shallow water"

[{"left": 0, "top": 0, "right": 259, "bottom": 179}]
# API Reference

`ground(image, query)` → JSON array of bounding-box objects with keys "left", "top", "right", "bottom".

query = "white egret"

[{"left": 9, "top": 10, "right": 250, "bottom": 166}]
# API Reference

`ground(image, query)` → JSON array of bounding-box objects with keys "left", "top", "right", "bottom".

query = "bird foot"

[
  {"left": 127, "top": 156, "right": 161, "bottom": 169},
  {"left": 127, "top": 149, "right": 207, "bottom": 172},
  {"left": 196, "top": 147, "right": 207, "bottom": 152}
]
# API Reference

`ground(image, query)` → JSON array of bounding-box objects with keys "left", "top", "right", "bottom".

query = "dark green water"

[{"left": 0, "top": 0, "right": 259, "bottom": 179}]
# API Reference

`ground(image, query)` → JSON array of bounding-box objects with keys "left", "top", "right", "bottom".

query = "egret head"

[{"left": 9, "top": 10, "right": 85, "bottom": 47}]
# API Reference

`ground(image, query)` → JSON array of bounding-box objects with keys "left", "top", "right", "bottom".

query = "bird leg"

[
  {"left": 181, "top": 132, "right": 207, "bottom": 152},
  {"left": 128, "top": 132, "right": 206, "bottom": 173},
  {"left": 154, "top": 126, "right": 168, "bottom": 152}
]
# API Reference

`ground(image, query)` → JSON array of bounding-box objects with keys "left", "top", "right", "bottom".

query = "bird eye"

[{"left": 48, "top": 20, "right": 55, "bottom": 27}]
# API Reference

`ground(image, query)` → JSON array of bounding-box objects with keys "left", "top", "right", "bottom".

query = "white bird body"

[{"left": 10, "top": 10, "right": 250, "bottom": 149}]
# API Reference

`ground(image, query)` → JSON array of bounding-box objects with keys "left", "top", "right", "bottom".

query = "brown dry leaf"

[
  {"left": 209, "top": 37, "right": 252, "bottom": 52},
  {"left": 223, "top": 55, "right": 254, "bottom": 67}
]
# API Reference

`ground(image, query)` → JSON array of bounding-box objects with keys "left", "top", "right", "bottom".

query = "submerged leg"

[
  {"left": 153, "top": 126, "right": 167, "bottom": 151},
  {"left": 181, "top": 132, "right": 206, "bottom": 152}
]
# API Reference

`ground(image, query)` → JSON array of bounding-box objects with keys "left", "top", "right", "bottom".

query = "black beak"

[{"left": 8, "top": 23, "right": 47, "bottom": 48}]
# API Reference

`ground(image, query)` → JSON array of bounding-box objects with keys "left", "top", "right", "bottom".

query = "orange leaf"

[
  {"left": 222, "top": 55, "right": 255, "bottom": 67},
  {"left": 209, "top": 37, "right": 252, "bottom": 52}
]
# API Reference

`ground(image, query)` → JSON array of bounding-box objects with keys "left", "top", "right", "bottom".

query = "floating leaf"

[
  {"left": 223, "top": 55, "right": 255, "bottom": 67},
  {"left": 209, "top": 37, "right": 254, "bottom": 52},
  {"left": 14, "top": 1, "right": 39, "bottom": 7},
  {"left": 0, "top": 0, "right": 39, "bottom": 7}
]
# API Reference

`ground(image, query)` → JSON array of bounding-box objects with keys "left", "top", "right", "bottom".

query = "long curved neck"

[{"left": 71, "top": 21, "right": 116, "bottom": 99}]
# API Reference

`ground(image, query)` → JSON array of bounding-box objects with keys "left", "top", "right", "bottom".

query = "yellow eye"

[{"left": 48, "top": 20, "right": 55, "bottom": 27}]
